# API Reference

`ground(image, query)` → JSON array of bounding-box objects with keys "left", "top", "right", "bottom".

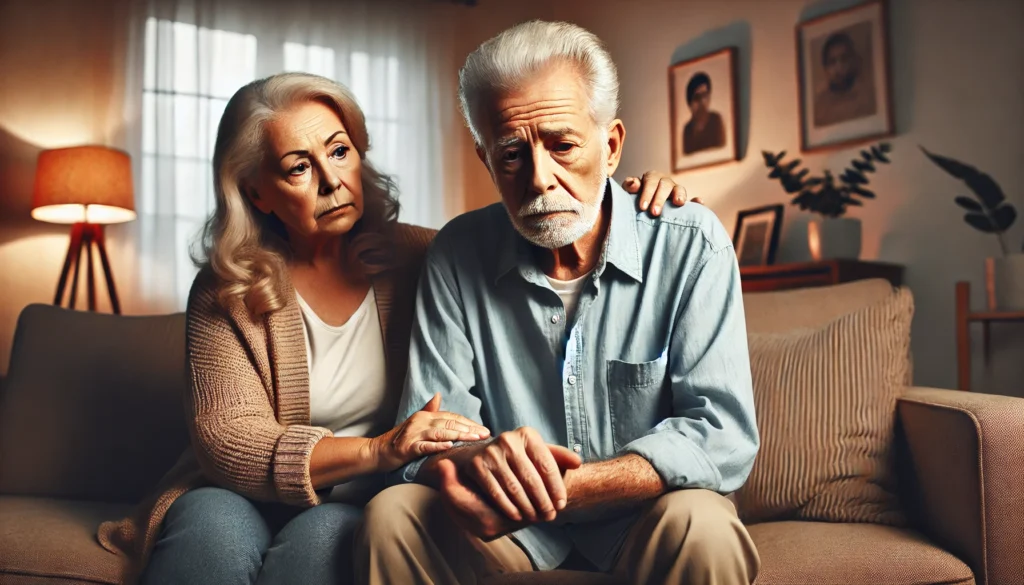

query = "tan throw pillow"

[{"left": 735, "top": 286, "right": 912, "bottom": 527}]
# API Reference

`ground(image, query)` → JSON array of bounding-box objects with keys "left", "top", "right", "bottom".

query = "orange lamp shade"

[{"left": 31, "top": 146, "right": 137, "bottom": 225}]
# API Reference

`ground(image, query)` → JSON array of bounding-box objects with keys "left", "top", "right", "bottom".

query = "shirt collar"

[{"left": 493, "top": 178, "right": 643, "bottom": 284}]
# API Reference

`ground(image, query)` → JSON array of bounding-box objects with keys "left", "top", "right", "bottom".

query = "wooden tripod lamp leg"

[
  {"left": 93, "top": 225, "right": 122, "bottom": 314},
  {"left": 54, "top": 223, "right": 85, "bottom": 307}
]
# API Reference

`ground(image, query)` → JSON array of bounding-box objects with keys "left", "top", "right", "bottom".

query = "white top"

[
  {"left": 545, "top": 270, "right": 593, "bottom": 324},
  {"left": 296, "top": 288, "right": 388, "bottom": 503}
]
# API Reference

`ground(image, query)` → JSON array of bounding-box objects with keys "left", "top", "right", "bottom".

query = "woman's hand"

[
  {"left": 369, "top": 393, "right": 491, "bottom": 472},
  {"left": 622, "top": 171, "right": 703, "bottom": 216}
]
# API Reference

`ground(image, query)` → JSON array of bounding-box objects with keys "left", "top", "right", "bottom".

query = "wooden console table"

[
  {"left": 955, "top": 281, "right": 1024, "bottom": 391},
  {"left": 739, "top": 260, "right": 904, "bottom": 293}
]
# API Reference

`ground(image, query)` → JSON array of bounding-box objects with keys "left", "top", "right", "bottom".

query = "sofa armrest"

[{"left": 897, "top": 386, "right": 1024, "bottom": 585}]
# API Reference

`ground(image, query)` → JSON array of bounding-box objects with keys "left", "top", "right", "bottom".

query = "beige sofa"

[{"left": 1, "top": 280, "right": 1021, "bottom": 584}]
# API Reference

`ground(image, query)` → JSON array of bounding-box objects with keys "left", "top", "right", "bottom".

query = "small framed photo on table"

[
  {"left": 733, "top": 204, "right": 784, "bottom": 267},
  {"left": 796, "top": 0, "right": 894, "bottom": 152},
  {"left": 668, "top": 47, "right": 739, "bottom": 172}
]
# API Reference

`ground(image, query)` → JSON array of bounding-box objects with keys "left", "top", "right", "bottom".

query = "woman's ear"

[{"left": 242, "top": 182, "right": 272, "bottom": 214}]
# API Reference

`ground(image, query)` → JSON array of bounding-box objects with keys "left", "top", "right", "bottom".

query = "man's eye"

[
  {"left": 289, "top": 162, "right": 309, "bottom": 175},
  {"left": 332, "top": 145, "right": 349, "bottom": 159},
  {"left": 554, "top": 143, "right": 574, "bottom": 153},
  {"left": 502, "top": 150, "right": 520, "bottom": 162}
]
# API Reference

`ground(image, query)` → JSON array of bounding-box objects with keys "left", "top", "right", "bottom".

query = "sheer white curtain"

[{"left": 117, "top": 0, "right": 461, "bottom": 310}]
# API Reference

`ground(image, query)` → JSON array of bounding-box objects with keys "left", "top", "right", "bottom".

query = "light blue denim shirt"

[{"left": 393, "top": 179, "right": 759, "bottom": 571}]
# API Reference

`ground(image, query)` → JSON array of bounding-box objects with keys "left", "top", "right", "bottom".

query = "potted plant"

[
  {"left": 762, "top": 143, "right": 892, "bottom": 261},
  {"left": 921, "top": 147, "right": 1024, "bottom": 310}
]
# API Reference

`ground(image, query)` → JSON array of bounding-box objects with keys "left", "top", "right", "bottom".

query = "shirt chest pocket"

[{"left": 606, "top": 353, "right": 670, "bottom": 451}]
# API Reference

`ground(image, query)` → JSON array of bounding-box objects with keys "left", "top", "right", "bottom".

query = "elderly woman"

[{"left": 97, "top": 72, "right": 693, "bottom": 585}]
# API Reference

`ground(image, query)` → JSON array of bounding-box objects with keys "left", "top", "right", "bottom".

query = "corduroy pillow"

[{"left": 735, "top": 286, "right": 913, "bottom": 526}]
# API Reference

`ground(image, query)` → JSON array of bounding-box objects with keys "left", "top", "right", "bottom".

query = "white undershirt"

[
  {"left": 296, "top": 288, "right": 388, "bottom": 503},
  {"left": 545, "top": 270, "right": 593, "bottom": 324}
]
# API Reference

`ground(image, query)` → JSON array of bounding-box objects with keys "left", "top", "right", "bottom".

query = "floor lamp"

[{"left": 31, "top": 146, "right": 136, "bottom": 314}]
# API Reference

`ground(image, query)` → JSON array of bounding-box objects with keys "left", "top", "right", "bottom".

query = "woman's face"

[{"left": 245, "top": 100, "right": 364, "bottom": 244}]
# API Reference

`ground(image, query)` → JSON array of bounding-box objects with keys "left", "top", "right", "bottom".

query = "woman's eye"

[
  {"left": 332, "top": 145, "right": 350, "bottom": 159},
  {"left": 289, "top": 162, "right": 309, "bottom": 175}
]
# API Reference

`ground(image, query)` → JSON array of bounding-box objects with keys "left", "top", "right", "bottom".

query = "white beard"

[{"left": 507, "top": 174, "right": 607, "bottom": 249}]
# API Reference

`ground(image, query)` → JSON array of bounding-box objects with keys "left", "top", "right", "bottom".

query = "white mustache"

[{"left": 518, "top": 195, "right": 583, "bottom": 218}]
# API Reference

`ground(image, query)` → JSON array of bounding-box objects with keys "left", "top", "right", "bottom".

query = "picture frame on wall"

[
  {"left": 796, "top": 0, "right": 893, "bottom": 152},
  {"left": 668, "top": 47, "right": 739, "bottom": 172},
  {"left": 733, "top": 204, "right": 784, "bottom": 267}
]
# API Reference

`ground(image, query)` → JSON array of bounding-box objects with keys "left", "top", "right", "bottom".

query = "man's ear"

[{"left": 605, "top": 119, "right": 625, "bottom": 177}]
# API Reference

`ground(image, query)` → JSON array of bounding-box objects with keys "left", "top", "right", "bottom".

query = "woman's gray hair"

[
  {"left": 195, "top": 72, "right": 399, "bottom": 316},
  {"left": 457, "top": 20, "right": 620, "bottom": 146}
]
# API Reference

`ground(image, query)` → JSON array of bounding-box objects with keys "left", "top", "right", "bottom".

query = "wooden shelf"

[
  {"left": 956, "top": 281, "right": 1024, "bottom": 391},
  {"left": 967, "top": 311, "right": 1024, "bottom": 322},
  {"left": 740, "top": 259, "right": 903, "bottom": 293}
]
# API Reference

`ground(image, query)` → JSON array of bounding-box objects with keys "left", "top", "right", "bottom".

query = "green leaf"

[
  {"left": 795, "top": 168, "right": 809, "bottom": 180},
  {"left": 879, "top": 142, "right": 892, "bottom": 152},
  {"left": 841, "top": 170, "right": 868, "bottom": 185},
  {"left": 851, "top": 186, "right": 876, "bottom": 198},
  {"left": 921, "top": 146, "right": 1008, "bottom": 209},
  {"left": 762, "top": 151, "right": 777, "bottom": 166},
  {"left": 784, "top": 159, "right": 801, "bottom": 172},
  {"left": 804, "top": 177, "right": 823, "bottom": 186},
  {"left": 852, "top": 159, "right": 876, "bottom": 173},
  {"left": 861, "top": 150, "right": 874, "bottom": 162},
  {"left": 966, "top": 173, "right": 1008, "bottom": 210},
  {"left": 871, "top": 145, "right": 891, "bottom": 163},
  {"left": 955, "top": 196, "right": 983, "bottom": 212},
  {"left": 992, "top": 204, "right": 1017, "bottom": 231},
  {"left": 921, "top": 147, "right": 978, "bottom": 180},
  {"left": 769, "top": 168, "right": 782, "bottom": 179},
  {"left": 965, "top": 213, "right": 997, "bottom": 233}
]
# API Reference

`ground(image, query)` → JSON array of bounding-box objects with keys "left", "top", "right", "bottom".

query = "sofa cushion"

[
  {"left": 0, "top": 304, "right": 190, "bottom": 503},
  {"left": 744, "top": 278, "right": 895, "bottom": 334},
  {"left": 0, "top": 496, "right": 130, "bottom": 584},
  {"left": 736, "top": 287, "right": 912, "bottom": 526},
  {"left": 749, "top": 521, "right": 974, "bottom": 585}
]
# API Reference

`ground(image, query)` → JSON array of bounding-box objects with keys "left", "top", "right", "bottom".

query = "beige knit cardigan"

[{"left": 97, "top": 223, "right": 435, "bottom": 583}]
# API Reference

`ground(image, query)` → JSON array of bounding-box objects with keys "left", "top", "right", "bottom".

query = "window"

[
  {"left": 141, "top": 18, "right": 257, "bottom": 304},
  {"left": 283, "top": 42, "right": 336, "bottom": 80},
  {"left": 349, "top": 52, "right": 402, "bottom": 181}
]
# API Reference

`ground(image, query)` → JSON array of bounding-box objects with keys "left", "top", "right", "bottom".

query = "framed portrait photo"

[
  {"left": 668, "top": 47, "right": 739, "bottom": 172},
  {"left": 796, "top": 0, "right": 894, "bottom": 152},
  {"left": 733, "top": 204, "right": 784, "bottom": 267}
]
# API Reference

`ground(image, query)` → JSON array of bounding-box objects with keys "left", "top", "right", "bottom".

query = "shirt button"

[
  {"left": 551, "top": 314, "right": 560, "bottom": 324},
  {"left": 573, "top": 444, "right": 582, "bottom": 453},
  {"left": 567, "top": 375, "right": 577, "bottom": 385}
]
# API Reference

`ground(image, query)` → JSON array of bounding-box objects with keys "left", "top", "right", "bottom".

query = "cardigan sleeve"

[{"left": 184, "top": 273, "right": 333, "bottom": 507}]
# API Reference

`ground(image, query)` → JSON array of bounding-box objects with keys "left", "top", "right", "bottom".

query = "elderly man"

[{"left": 357, "top": 20, "right": 759, "bottom": 585}]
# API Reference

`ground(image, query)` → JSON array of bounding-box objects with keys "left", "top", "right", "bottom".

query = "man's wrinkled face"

[
  {"left": 476, "top": 61, "right": 617, "bottom": 249},
  {"left": 824, "top": 43, "right": 858, "bottom": 92}
]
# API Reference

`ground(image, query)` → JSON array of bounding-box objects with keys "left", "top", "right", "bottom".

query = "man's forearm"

[{"left": 561, "top": 454, "right": 666, "bottom": 522}]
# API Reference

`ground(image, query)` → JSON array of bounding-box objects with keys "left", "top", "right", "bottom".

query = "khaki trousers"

[{"left": 355, "top": 484, "right": 759, "bottom": 585}]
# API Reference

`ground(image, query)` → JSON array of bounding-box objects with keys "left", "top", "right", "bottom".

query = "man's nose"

[{"left": 529, "top": 150, "right": 558, "bottom": 194}]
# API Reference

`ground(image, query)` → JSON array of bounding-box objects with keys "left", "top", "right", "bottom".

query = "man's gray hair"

[{"left": 458, "top": 20, "right": 620, "bottom": 146}]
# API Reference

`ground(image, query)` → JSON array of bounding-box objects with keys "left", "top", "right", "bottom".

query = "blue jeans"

[{"left": 141, "top": 487, "right": 362, "bottom": 585}]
